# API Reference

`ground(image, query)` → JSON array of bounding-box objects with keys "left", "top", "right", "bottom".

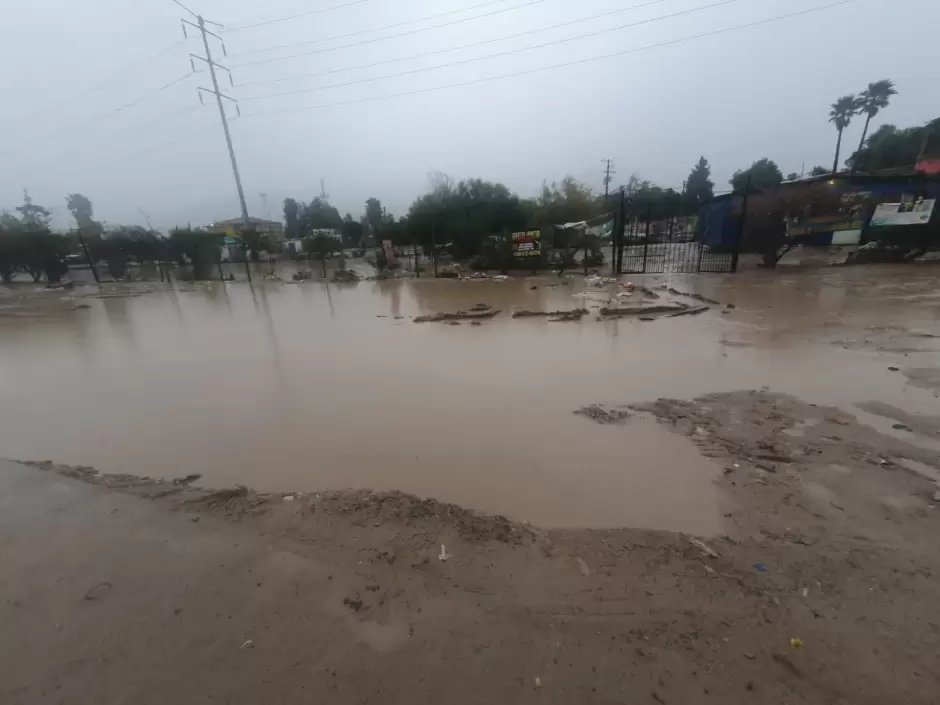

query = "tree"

[
  {"left": 849, "top": 118, "right": 940, "bottom": 173},
  {"left": 809, "top": 166, "right": 830, "bottom": 177},
  {"left": 535, "top": 177, "right": 597, "bottom": 226},
  {"left": 364, "top": 198, "right": 385, "bottom": 235},
  {"left": 341, "top": 213, "right": 363, "bottom": 248},
  {"left": 684, "top": 157, "right": 714, "bottom": 208},
  {"left": 283, "top": 198, "right": 301, "bottom": 240},
  {"left": 829, "top": 94, "right": 860, "bottom": 174},
  {"left": 16, "top": 190, "right": 51, "bottom": 230},
  {"left": 66, "top": 193, "right": 103, "bottom": 236},
  {"left": 406, "top": 176, "right": 528, "bottom": 260},
  {"left": 300, "top": 197, "right": 342, "bottom": 235},
  {"left": 786, "top": 172, "right": 800, "bottom": 181},
  {"left": 853, "top": 80, "right": 897, "bottom": 169},
  {"left": 168, "top": 229, "right": 221, "bottom": 280},
  {"left": 730, "top": 158, "right": 783, "bottom": 191}
]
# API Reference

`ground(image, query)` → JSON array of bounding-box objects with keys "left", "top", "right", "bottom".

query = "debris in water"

[
  {"left": 789, "top": 637, "right": 804, "bottom": 648},
  {"left": 413, "top": 309, "right": 501, "bottom": 323},
  {"left": 512, "top": 309, "right": 587, "bottom": 320},
  {"left": 240, "top": 639, "right": 255, "bottom": 650},
  {"left": 470, "top": 303, "right": 491, "bottom": 311},
  {"left": 573, "top": 405, "right": 630, "bottom": 424},
  {"left": 439, "top": 544, "right": 450, "bottom": 562},
  {"left": 690, "top": 538, "right": 720, "bottom": 559},
  {"left": 888, "top": 366, "right": 899, "bottom": 371},
  {"left": 754, "top": 563, "right": 768, "bottom": 572},
  {"left": 173, "top": 474, "right": 202, "bottom": 486},
  {"left": 534, "top": 677, "right": 542, "bottom": 688},
  {"left": 283, "top": 495, "right": 295, "bottom": 501},
  {"left": 600, "top": 304, "right": 688, "bottom": 318},
  {"left": 576, "top": 556, "right": 590, "bottom": 576},
  {"left": 83, "top": 581, "right": 112, "bottom": 601}
]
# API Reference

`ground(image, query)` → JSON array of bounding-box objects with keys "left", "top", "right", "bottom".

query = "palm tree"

[
  {"left": 829, "top": 95, "right": 860, "bottom": 174},
  {"left": 854, "top": 79, "right": 897, "bottom": 165}
]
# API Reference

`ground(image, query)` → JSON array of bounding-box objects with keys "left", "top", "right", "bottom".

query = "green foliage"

[
  {"left": 406, "top": 176, "right": 527, "bottom": 259},
  {"left": 241, "top": 229, "right": 276, "bottom": 262},
  {"left": 302, "top": 233, "right": 339, "bottom": 258},
  {"left": 809, "top": 166, "right": 830, "bottom": 177},
  {"left": 684, "top": 157, "right": 714, "bottom": 208},
  {"left": 88, "top": 226, "right": 168, "bottom": 279},
  {"left": 365, "top": 198, "right": 386, "bottom": 235},
  {"left": 535, "top": 177, "right": 597, "bottom": 227},
  {"left": 0, "top": 193, "right": 69, "bottom": 283},
  {"left": 829, "top": 94, "right": 861, "bottom": 173},
  {"left": 283, "top": 198, "right": 301, "bottom": 240},
  {"left": 169, "top": 229, "right": 221, "bottom": 280},
  {"left": 66, "top": 193, "right": 103, "bottom": 236},
  {"left": 854, "top": 80, "right": 897, "bottom": 163},
  {"left": 786, "top": 172, "right": 800, "bottom": 181},
  {"left": 16, "top": 190, "right": 51, "bottom": 230},
  {"left": 849, "top": 118, "right": 940, "bottom": 173},
  {"left": 730, "top": 158, "right": 783, "bottom": 192},
  {"left": 341, "top": 213, "right": 363, "bottom": 247},
  {"left": 301, "top": 197, "right": 343, "bottom": 233}
]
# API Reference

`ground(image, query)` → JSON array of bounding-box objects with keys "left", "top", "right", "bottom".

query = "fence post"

[
  {"left": 616, "top": 187, "right": 626, "bottom": 274},
  {"left": 642, "top": 202, "right": 652, "bottom": 274},
  {"left": 732, "top": 174, "right": 751, "bottom": 273}
]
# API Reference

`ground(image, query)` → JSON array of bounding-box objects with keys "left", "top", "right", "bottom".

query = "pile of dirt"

[
  {"left": 317, "top": 490, "right": 533, "bottom": 544},
  {"left": 413, "top": 309, "right": 501, "bottom": 323},
  {"left": 573, "top": 404, "right": 630, "bottom": 424},
  {"left": 512, "top": 308, "right": 587, "bottom": 320}
]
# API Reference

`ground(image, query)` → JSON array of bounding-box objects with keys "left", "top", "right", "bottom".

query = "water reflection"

[{"left": 1, "top": 268, "right": 938, "bottom": 533}]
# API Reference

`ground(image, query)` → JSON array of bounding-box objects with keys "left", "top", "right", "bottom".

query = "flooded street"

[{"left": 1, "top": 264, "right": 939, "bottom": 533}]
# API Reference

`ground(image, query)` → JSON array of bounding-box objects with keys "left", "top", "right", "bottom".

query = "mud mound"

[{"left": 318, "top": 489, "right": 532, "bottom": 544}]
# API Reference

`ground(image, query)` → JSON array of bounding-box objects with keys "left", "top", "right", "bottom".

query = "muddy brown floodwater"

[{"left": 1, "top": 264, "right": 938, "bottom": 535}]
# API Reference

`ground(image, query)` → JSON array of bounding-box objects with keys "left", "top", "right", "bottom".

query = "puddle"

[{"left": 1, "top": 270, "right": 939, "bottom": 533}]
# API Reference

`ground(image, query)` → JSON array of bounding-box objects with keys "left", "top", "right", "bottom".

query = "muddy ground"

[{"left": 3, "top": 385, "right": 940, "bottom": 704}]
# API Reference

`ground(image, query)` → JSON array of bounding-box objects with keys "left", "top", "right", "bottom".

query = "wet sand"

[{"left": 2, "top": 265, "right": 939, "bottom": 534}]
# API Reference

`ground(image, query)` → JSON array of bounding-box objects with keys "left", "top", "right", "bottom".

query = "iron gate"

[{"left": 615, "top": 199, "right": 738, "bottom": 274}]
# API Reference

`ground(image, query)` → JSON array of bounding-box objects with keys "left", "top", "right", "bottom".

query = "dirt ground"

[{"left": 3, "top": 382, "right": 940, "bottom": 704}]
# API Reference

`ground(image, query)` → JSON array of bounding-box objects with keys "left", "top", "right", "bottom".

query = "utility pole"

[
  {"left": 183, "top": 11, "right": 253, "bottom": 282},
  {"left": 602, "top": 159, "right": 615, "bottom": 204}
]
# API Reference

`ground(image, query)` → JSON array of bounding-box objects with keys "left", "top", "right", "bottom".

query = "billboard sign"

[
  {"left": 511, "top": 230, "right": 540, "bottom": 257},
  {"left": 869, "top": 199, "right": 935, "bottom": 228}
]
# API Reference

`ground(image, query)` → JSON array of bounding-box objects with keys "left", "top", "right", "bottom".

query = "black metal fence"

[{"left": 613, "top": 196, "right": 740, "bottom": 275}]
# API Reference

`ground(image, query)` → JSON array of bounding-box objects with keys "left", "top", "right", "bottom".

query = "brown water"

[{"left": 2, "top": 265, "right": 939, "bottom": 533}]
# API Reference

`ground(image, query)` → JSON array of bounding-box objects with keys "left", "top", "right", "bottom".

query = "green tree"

[
  {"left": 341, "top": 213, "right": 363, "bottom": 247},
  {"left": 829, "top": 94, "right": 860, "bottom": 174},
  {"left": 16, "top": 190, "right": 51, "bottom": 230},
  {"left": 364, "top": 198, "right": 385, "bottom": 235},
  {"left": 300, "top": 197, "right": 343, "bottom": 235},
  {"left": 730, "top": 158, "right": 783, "bottom": 192},
  {"left": 168, "top": 229, "right": 221, "bottom": 280},
  {"left": 786, "top": 172, "right": 800, "bottom": 181},
  {"left": 853, "top": 80, "right": 897, "bottom": 168},
  {"left": 406, "top": 176, "right": 527, "bottom": 259},
  {"left": 66, "top": 193, "right": 103, "bottom": 236},
  {"left": 684, "top": 157, "right": 714, "bottom": 208},
  {"left": 283, "top": 198, "right": 301, "bottom": 240},
  {"left": 850, "top": 118, "right": 940, "bottom": 173},
  {"left": 809, "top": 166, "right": 830, "bottom": 176}
]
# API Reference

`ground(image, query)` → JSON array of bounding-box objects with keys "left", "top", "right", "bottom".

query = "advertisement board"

[
  {"left": 511, "top": 230, "right": 540, "bottom": 257},
  {"left": 869, "top": 199, "right": 935, "bottom": 228}
]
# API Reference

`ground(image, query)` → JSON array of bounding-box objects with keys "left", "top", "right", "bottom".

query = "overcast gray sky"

[{"left": 1, "top": 0, "right": 936, "bottom": 230}]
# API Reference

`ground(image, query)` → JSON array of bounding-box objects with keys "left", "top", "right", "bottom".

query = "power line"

[
  {"left": 0, "top": 70, "right": 196, "bottom": 162},
  {"left": 230, "top": 0, "right": 514, "bottom": 57},
  {"left": 243, "top": 1, "right": 851, "bottom": 118},
  {"left": 234, "top": 0, "right": 668, "bottom": 89},
  {"left": 237, "top": 0, "right": 735, "bottom": 101},
  {"left": 230, "top": 0, "right": 547, "bottom": 68},
  {"left": 225, "top": 0, "right": 375, "bottom": 33},
  {"left": 170, "top": 0, "right": 199, "bottom": 19},
  {"left": 0, "top": 39, "right": 186, "bottom": 135}
]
